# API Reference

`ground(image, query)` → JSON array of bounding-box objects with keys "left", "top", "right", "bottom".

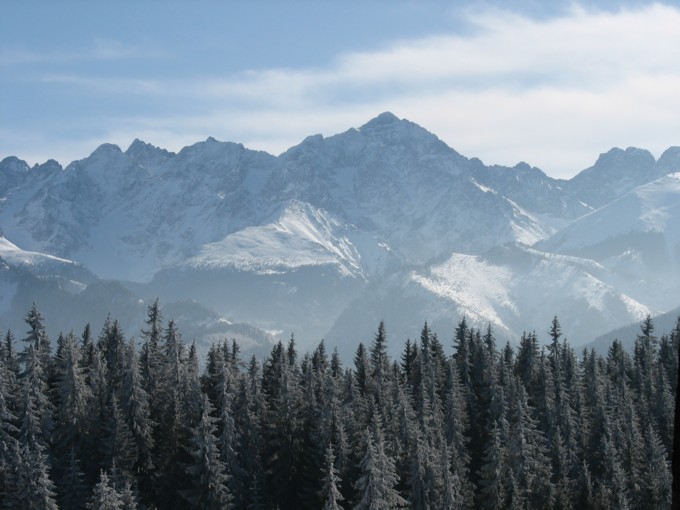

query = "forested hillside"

[{"left": 0, "top": 302, "right": 677, "bottom": 509}]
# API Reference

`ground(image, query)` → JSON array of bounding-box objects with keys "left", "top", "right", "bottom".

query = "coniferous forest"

[{"left": 0, "top": 301, "right": 677, "bottom": 509}]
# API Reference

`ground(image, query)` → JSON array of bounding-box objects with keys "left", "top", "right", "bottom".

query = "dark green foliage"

[
  {"left": 321, "top": 443, "right": 344, "bottom": 510},
  {"left": 182, "top": 394, "right": 232, "bottom": 509},
  {"left": 0, "top": 304, "right": 676, "bottom": 510},
  {"left": 15, "top": 441, "right": 58, "bottom": 509},
  {"left": 58, "top": 448, "right": 89, "bottom": 510},
  {"left": 120, "top": 339, "right": 154, "bottom": 478},
  {"left": 88, "top": 471, "right": 124, "bottom": 510},
  {"left": 354, "top": 425, "right": 407, "bottom": 509}
]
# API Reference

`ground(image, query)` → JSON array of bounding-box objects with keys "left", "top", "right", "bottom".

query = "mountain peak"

[
  {"left": 592, "top": 146, "right": 655, "bottom": 169},
  {"left": 360, "top": 111, "right": 401, "bottom": 130},
  {"left": 126, "top": 139, "right": 172, "bottom": 160},
  {"left": 565, "top": 146, "right": 660, "bottom": 209},
  {"left": 0, "top": 156, "right": 30, "bottom": 173},
  {"left": 357, "top": 112, "right": 454, "bottom": 154},
  {"left": 657, "top": 146, "right": 680, "bottom": 174},
  {"left": 33, "top": 159, "right": 63, "bottom": 172},
  {"left": 126, "top": 138, "right": 151, "bottom": 154},
  {"left": 90, "top": 143, "right": 123, "bottom": 159}
]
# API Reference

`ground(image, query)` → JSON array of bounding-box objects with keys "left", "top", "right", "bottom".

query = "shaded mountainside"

[
  {"left": 1, "top": 113, "right": 679, "bottom": 353},
  {"left": 588, "top": 305, "right": 680, "bottom": 354}
]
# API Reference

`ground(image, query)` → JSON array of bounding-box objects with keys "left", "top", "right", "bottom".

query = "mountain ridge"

[{"left": 1, "top": 112, "right": 679, "bottom": 354}]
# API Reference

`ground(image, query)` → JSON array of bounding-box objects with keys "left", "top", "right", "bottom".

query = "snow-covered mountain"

[
  {"left": 1, "top": 113, "right": 678, "bottom": 354},
  {"left": 181, "top": 200, "right": 395, "bottom": 279},
  {"left": 0, "top": 138, "right": 278, "bottom": 281},
  {"left": 539, "top": 172, "right": 680, "bottom": 311},
  {"left": 140, "top": 200, "right": 398, "bottom": 343},
  {"left": 271, "top": 112, "right": 568, "bottom": 263},
  {"left": 562, "top": 146, "right": 680, "bottom": 209},
  {"left": 0, "top": 112, "right": 575, "bottom": 280},
  {"left": 325, "top": 243, "right": 651, "bottom": 359},
  {"left": 0, "top": 234, "right": 96, "bottom": 283}
]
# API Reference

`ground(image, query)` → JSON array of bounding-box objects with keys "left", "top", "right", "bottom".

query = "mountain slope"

[
  {"left": 272, "top": 112, "right": 564, "bottom": 263},
  {"left": 538, "top": 172, "right": 680, "bottom": 308},
  {"left": 325, "top": 244, "right": 651, "bottom": 358},
  {"left": 0, "top": 235, "right": 96, "bottom": 282},
  {"left": 182, "top": 200, "right": 395, "bottom": 278},
  {"left": 0, "top": 140, "right": 278, "bottom": 281},
  {"left": 586, "top": 306, "right": 680, "bottom": 354},
  {"left": 1, "top": 113, "right": 678, "bottom": 353},
  {"left": 143, "top": 201, "right": 396, "bottom": 345}
]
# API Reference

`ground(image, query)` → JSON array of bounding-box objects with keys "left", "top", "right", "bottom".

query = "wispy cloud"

[{"left": 6, "top": 3, "right": 680, "bottom": 177}]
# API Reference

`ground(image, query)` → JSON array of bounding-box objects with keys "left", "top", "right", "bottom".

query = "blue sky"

[{"left": 1, "top": 0, "right": 679, "bottom": 178}]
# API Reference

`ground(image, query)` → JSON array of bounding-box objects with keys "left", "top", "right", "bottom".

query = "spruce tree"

[
  {"left": 331, "top": 346, "right": 343, "bottom": 379},
  {"left": 639, "top": 424, "right": 672, "bottom": 510},
  {"left": 118, "top": 480, "right": 139, "bottom": 510},
  {"left": 139, "top": 300, "right": 164, "bottom": 440},
  {"left": 477, "top": 422, "right": 506, "bottom": 510},
  {"left": 19, "top": 344, "right": 53, "bottom": 450},
  {"left": 182, "top": 341, "right": 203, "bottom": 427},
  {"left": 88, "top": 471, "right": 123, "bottom": 510},
  {"left": 440, "top": 445, "right": 465, "bottom": 510},
  {"left": 183, "top": 394, "right": 232, "bottom": 509},
  {"left": 0, "top": 345, "right": 20, "bottom": 507},
  {"left": 99, "top": 394, "right": 138, "bottom": 480},
  {"left": 593, "top": 436, "right": 630, "bottom": 509},
  {"left": 369, "top": 321, "right": 391, "bottom": 411},
  {"left": 140, "top": 299, "right": 163, "bottom": 385},
  {"left": 453, "top": 317, "right": 471, "bottom": 388},
  {"left": 58, "top": 447, "right": 89, "bottom": 510},
  {"left": 262, "top": 349, "right": 303, "bottom": 508},
  {"left": 15, "top": 440, "right": 59, "bottom": 509},
  {"left": 54, "top": 332, "right": 91, "bottom": 456},
  {"left": 353, "top": 343, "right": 369, "bottom": 397},
  {"left": 232, "top": 363, "right": 265, "bottom": 509},
  {"left": 353, "top": 426, "right": 406, "bottom": 509},
  {"left": 103, "top": 320, "right": 129, "bottom": 393},
  {"left": 408, "top": 430, "right": 438, "bottom": 510},
  {"left": 298, "top": 355, "right": 328, "bottom": 509},
  {"left": 214, "top": 351, "right": 241, "bottom": 495},
  {"left": 120, "top": 340, "right": 154, "bottom": 480},
  {"left": 442, "top": 360, "right": 469, "bottom": 472},
  {"left": 22, "top": 303, "right": 51, "bottom": 369},
  {"left": 505, "top": 378, "right": 553, "bottom": 508},
  {"left": 322, "top": 443, "right": 345, "bottom": 510},
  {"left": 634, "top": 315, "right": 658, "bottom": 424}
]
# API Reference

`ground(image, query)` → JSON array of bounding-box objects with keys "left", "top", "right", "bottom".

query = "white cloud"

[{"left": 10, "top": 3, "right": 680, "bottom": 178}]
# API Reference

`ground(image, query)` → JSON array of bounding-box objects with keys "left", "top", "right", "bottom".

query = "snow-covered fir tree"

[{"left": 0, "top": 303, "right": 675, "bottom": 510}]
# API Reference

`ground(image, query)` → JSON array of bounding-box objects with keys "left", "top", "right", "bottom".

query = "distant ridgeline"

[
  {"left": 0, "top": 301, "right": 677, "bottom": 509},
  {"left": 2, "top": 114, "right": 679, "bottom": 358}
]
